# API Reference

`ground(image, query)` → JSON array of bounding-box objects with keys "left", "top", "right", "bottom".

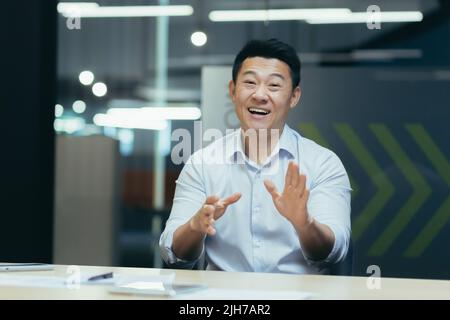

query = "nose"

[{"left": 252, "top": 85, "right": 269, "bottom": 103}]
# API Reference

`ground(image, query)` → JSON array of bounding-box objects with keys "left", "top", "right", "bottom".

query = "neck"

[{"left": 242, "top": 126, "right": 283, "bottom": 165}]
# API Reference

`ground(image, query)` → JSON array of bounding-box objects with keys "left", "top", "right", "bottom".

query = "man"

[{"left": 160, "top": 39, "right": 351, "bottom": 274}]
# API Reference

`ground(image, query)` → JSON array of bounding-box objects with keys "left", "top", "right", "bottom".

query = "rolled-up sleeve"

[
  {"left": 159, "top": 154, "right": 207, "bottom": 268},
  {"left": 302, "top": 150, "right": 352, "bottom": 267}
]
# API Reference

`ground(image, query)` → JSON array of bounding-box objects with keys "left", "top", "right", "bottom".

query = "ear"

[
  {"left": 289, "top": 86, "right": 301, "bottom": 109},
  {"left": 228, "top": 80, "right": 236, "bottom": 102}
]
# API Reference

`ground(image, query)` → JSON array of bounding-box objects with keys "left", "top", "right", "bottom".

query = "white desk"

[{"left": 0, "top": 264, "right": 449, "bottom": 299}]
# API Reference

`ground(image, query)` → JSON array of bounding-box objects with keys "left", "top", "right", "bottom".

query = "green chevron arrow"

[
  {"left": 299, "top": 123, "right": 359, "bottom": 198},
  {"left": 404, "top": 124, "right": 450, "bottom": 257},
  {"left": 334, "top": 123, "right": 395, "bottom": 241},
  {"left": 299, "top": 123, "right": 330, "bottom": 148},
  {"left": 368, "top": 124, "right": 431, "bottom": 256}
]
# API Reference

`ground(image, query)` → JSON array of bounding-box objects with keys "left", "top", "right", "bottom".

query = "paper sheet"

[{"left": 0, "top": 273, "right": 176, "bottom": 289}]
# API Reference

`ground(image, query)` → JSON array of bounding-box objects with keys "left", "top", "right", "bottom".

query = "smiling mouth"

[{"left": 248, "top": 107, "right": 271, "bottom": 116}]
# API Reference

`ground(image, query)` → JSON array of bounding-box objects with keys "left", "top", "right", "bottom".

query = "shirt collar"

[
  {"left": 224, "top": 129, "right": 245, "bottom": 163},
  {"left": 277, "top": 124, "right": 297, "bottom": 158},
  {"left": 226, "top": 124, "right": 296, "bottom": 163}
]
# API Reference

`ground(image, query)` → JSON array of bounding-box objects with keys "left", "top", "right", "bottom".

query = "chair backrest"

[{"left": 329, "top": 240, "right": 354, "bottom": 276}]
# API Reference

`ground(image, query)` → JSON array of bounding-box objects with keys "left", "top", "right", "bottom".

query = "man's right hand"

[{"left": 189, "top": 193, "right": 242, "bottom": 236}]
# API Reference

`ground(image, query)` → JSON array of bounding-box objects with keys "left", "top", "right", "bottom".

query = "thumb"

[
  {"left": 205, "top": 195, "right": 219, "bottom": 205},
  {"left": 264, "top": 180, "right": 281, "bottom": 200},
  {"left": 222, "top": 192, "right": 242, "bottom": 206}
]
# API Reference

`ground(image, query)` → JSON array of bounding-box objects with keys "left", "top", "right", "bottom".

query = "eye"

[
  {"left": 244, "top": 80, "right": 256, "bottom": 85},
  {"left": 268, "top": 83, "right": 281, "bottom": 91}
]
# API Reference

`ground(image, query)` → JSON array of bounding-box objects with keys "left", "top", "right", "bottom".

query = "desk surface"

[{"left": 0, "top": 265, "right": 449, "bottom": 299}]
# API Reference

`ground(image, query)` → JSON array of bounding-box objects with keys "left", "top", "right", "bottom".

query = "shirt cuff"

[
  {"left": 159, "top": 227, "right": 205, "bottom": 269},
  {"left": 302, "top": 223, "right": 346, "bottom": 268}
]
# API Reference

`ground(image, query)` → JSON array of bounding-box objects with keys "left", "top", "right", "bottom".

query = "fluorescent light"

[
  {"left": 209, "top": 8, "right": 351, "bottom": 22},
  {"left": 209, "top": 8, "right": 423, "bottom": 24},
  {"left": 191, "top": 31, "right": 207, "bottom": 47},
  {"left": 93, "top": 113, "right": 168, "bottom": 131},
  {"left": 92, "top": 82, "right": 107, "bottom": 97},
  {"left": 54, "top": 117, "right": 86, "bottom": 134},
  {"left": 79, "top": 70, "right": 94, "bottom": 85},
  {"left": 58, "top": 4, "right": 193, "bottom": 18},
  {"left": 307, "top": 11, "right": 423, "bottom": 24},
  {"left": 93, "top": 107, "right": 200, "bottom": 130},
  {"left": 108, "top": 107, "right": 202, "bottom": 120},
  {"left": 351, "top": 49, "right": 422, "bottom": 61},
  {"left": 72, "top": 100, "right": 86, "bottom": 114},
  {"left": 57, "top": 2, "right": 99, "bottom": 13},
  {"left": 143, "top": 107, "right": 201, "bottom": 120},
  {"left": 55, "top": 104, "right": 64, "bottom": 118}
]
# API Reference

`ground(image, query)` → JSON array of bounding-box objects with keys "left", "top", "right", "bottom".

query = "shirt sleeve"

[
  {"left": 159, "top": 154, "right": 207, "bottom": 268},
  {"left": 301, "top": 150, "right": 352, "bottom": 267}
]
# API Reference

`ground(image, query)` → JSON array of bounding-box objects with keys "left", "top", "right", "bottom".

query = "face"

[{"left": 229, "top": 57, "right": 301, "bottom": 133}]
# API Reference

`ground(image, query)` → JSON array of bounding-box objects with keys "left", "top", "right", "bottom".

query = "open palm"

[{"left": 264, "top": 161, "right": 310, "bottom": 228}]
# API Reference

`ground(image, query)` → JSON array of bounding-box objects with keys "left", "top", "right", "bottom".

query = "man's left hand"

[{"left": 264, "top": 161, "right": 311, "bottom": 230}]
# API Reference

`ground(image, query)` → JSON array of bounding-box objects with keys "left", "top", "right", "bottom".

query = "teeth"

[{"left": 248, "top": 107, "right": 270, "bottom": 115}]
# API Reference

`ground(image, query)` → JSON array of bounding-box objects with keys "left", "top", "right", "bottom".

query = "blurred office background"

[{"left": 1, "top": 0, "right": 449, "bottom": 279}]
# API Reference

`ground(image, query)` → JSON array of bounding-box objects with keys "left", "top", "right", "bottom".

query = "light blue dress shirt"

[{"left": 160, "top": 124, "right": 351, "bottom": 274}]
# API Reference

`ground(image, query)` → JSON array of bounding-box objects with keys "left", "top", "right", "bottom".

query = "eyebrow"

[{"left": 242, "top": 70, "right": 286, "bottom": 81}]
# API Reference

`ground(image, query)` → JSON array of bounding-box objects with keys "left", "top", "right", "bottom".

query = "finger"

[
  {"left": 288, "top": 161, "right": 295, "bottom": 186},
  {"left": 296, "top": 174, "right": 306, "bottom": 196},
  {"left": 204, "top": 217, "right": 214, "bottom": 228},
  {"left": 284, "top": 162, "right": 293, "bottom": 193},
  {"left": 221, "top": 192, "right": 242, "bottom": 206},
  {"left": 214, "top": 193, "right": 241, "bottom": 220},
  {"left": 192, "top": 205, "right": 213, "bottom": 233},
  {"left": 202, "top": 204, "right": 215, "bottom": 217},
  {"left": 300, "top": 189, "right": 309, "bottom": 206},
  {"left": 206, "top": 226, "right": 216, "bottom": 236},
  {"left": 301, "top": 188, "right": 310, "bottom": 203},
  {"left": 264, "top": 180, "right": 282, "bottom": 200},
  {"left": 205, "top": 195, "right": 220, "bottom": 205},
  {"left": 291, "top": 162, "right": 300, "bottom": 189}
]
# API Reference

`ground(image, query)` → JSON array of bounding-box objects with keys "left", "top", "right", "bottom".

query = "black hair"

[{"left": 232, "top": 38, "right": 301, "bottom": 89}]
